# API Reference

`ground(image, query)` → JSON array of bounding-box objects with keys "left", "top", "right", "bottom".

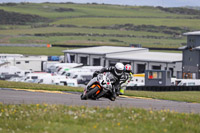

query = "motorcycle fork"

[
  {"left": 96, "top": 90, "right": 107, "bottom": 99},
  {"left": 90, "top": 84, "right": 107, "bottom": 99},
  {"left": 90, "top": 84, "right": 102, "bottom": 95}
]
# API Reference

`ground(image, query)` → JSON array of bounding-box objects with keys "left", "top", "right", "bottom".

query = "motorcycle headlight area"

[
  {"left": 106, "top": 77, "right": 110, "bottom": 82},
  {"left": 98, "top": 74, "right": 103, "bottom": 80},
  {"left": 106, "top": 74, "right": 115, "bottom": 83}
]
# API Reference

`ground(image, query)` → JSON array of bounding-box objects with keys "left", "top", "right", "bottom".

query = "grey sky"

[{"left": 0, "top": 0, "right": 199, "bottom": 7}]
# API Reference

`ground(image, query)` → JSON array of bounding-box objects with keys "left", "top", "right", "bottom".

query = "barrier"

[{"left": 126, "top": 86, "right": 200, "bottom": 91}]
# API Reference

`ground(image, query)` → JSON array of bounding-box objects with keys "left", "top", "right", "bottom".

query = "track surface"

[{"left": 0, "top": 88, "right": 200, "bottom": 114}]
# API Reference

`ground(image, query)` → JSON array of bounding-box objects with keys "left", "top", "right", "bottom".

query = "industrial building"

[
  {"left": 63, "top": 46, "right": 148, "bottom": 66},
  {"left": 106, "top": 51, "right": 182, "bottom": 77},
  {"left": 63, "top": 46, "right": 182, "bottom": 77},
  {"left": 180, "top": 31, "right": 200, "bottom": 79}
]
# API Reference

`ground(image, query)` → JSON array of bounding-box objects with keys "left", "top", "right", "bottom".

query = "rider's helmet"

[
  {"left": 114, "top": 62, "right": 124, "bottom": 76},
  {"left": 124, "top": 64, "right": 132, "bottom": 72}
]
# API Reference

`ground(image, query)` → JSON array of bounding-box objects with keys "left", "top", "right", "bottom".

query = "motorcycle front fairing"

[
  {"left": 81, "top": 72, "right": 117, "bottom": 100},
  {"left": 95, "top": 72, "right": 117, "bottom": 98}
]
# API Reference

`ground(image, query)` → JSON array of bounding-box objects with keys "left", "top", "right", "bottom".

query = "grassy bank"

[
  {"left": 0, "top": 80, "right": 83, "bottom": 92},
  {"left": 125, "top": 90, "right": 200, "bottom": 103},
  {"left": 0, "top": 46, "right": 69, "bottom": 56},
  {"left": 0, "top": 104, "right": 200, "bottom": 133},
  {"left": 0, "top": 3, "right": 199, "bottom": 50}
]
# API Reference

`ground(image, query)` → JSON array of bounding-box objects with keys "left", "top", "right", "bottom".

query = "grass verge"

[
  {"left": 0, "top": 80, "right": 83, "bottom": 92},
  {"left": 125, "top": 90, "right": 200, "bottom": 103},
  {"left": 0, "top": 104, "right": 200, "bottom": 133},
  {"left": 0, "top": 46, "right": 69, "bottom": 56}
]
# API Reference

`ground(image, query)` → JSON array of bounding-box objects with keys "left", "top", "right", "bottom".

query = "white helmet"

[{"left": 114, "top": 62, "right": 124, "bottom": 76}]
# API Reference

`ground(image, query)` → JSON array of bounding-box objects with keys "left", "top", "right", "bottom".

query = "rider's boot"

[
  {"left": 116, "top": 88, "right": 120, "bottom": 96},
  {"left": 109, "top": 89, "right": 117, "bottom": 101},
  {"left": 119, "top": 88, "right": 124, "bottom": 95},
  {"left": 109, "top": 93, "right": 116, "bottom": 101}
]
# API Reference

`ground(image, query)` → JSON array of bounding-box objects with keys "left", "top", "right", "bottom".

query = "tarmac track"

[{"left": 0, "top": 88, "right": 200, "bottom": 114}]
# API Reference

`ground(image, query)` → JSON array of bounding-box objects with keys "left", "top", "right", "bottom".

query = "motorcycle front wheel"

[{"left": 81, "top": 86, "right": 100, "bottom": 100}]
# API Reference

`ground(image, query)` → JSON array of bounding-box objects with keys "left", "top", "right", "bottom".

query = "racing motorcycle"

[{"left": 80, "top": 72, "right": 117, "bottom": 101}]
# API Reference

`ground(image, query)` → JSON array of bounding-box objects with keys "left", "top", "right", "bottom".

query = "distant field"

[
  {"left": 52, "top": 17, "right": 200, "bottom": 28},
  {"left": 0, "top": 2, "right": 199, "bottom": 53},
  {"left": 0, "top": 46, "right": 69, "bottom": 55}
]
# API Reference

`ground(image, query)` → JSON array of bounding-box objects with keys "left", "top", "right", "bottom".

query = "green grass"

[
  {"left": 0, "top": 27, "right": 169, "bottom": 36},
  {"left": 0, "top": 25, "right": 185, "bottom": 47},
  {"left": 0, "top": 3, "right": 196, "bottom": 19},
  {"left": 0, "top": 80, "right": 83, "bottom": 92},
  {"left": 125, "top": 90, "right": 200, "bottom": 103},
  {"left": 0, "top": 46, "right": 69, "bottom": 56},
  {"left": 0, "top": 3, "right": 199, "bottom": 49},
  {"left": 52, "top": 17, "right": 200, "bottom": 29},
  {"left": 2, "top": 33, "right": 185, "bottom": 48},
  {"left": 0, "top": 104, "right": 200, "bottom": 133}
]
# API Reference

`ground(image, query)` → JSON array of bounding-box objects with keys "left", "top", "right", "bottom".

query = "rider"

[
  {"left": 119, "top": 64, "right": 133, "bottom": 95},
  {"left": 85, "top": 62, "right": 125, "bottom": 100}
]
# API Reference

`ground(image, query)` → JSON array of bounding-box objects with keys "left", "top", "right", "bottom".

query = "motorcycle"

[{"left": 80, "top": 72, "right": 117, "bottom": 101}]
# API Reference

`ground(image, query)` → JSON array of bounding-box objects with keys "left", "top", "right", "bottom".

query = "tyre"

[
  {"left": 80, "top": 94, "right": 87, "bottom": 100},
  {"left": 86, "top": 86, "right": 100, "bottom": 99}
]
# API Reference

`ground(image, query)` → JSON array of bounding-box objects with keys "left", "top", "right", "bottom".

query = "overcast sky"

[{"left": 0, "top": 0, "right": 200, "bottom": 7}]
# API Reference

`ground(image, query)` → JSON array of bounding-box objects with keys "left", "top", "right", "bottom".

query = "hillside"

[
  {"left": 0, "top": 9, "right": 48, "bottom": 25},
  {"left": 0, "top": 3, "right": 200, "bottom": 48}
]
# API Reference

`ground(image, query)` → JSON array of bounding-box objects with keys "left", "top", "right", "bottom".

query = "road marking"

[
  {"left": 12, "top": 88, "right": 153, "bottom": 100},
  {"left": 119, "top": 95, "right": 199, "bottom": 104},
  {"left": 13, "top": 88, "right": 73, "bottom": 95},
  {"left": 119, "top": 95, "right": 154, "bottom": 100}
]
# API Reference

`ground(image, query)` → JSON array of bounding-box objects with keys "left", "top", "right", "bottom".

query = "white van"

[
  {"left": 24, "top": 73, "right": 53, "bottom": 84},
  {"left": 52, "top": 78, "right": 78, "bottom": 87},
  {"left": 127, "top": 73, "right": 145, "bottom": 86},
  {"left": 24, "top": 73, "right": 78, "bottom": 87},
  {"left": 177, "top": 79, "right": 200, "bottom": 86}
]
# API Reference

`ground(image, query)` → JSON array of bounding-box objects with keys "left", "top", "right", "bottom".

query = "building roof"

[
  {"left": 193, "top": 46, "right": 200, "bottom": 50},
  {"left": 178, "top": 46, "right": 187, "bottom": 50},
  {"left": 106, "top": 51, "right": 182, "bottom": 63},
  {"left": 183, "top": 31, "right": 200, "bottom": 36},
  {"left": 0, "top": 54, "right": 23, "bottom": 57},
  {"left": 63, "top": 46, "right": 148, "bottom": 55},
  {"left": 6, "top": 56, "right": 47, "bottom": 61}
]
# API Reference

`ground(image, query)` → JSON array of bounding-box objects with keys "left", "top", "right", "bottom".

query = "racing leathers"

[{"left": 119, "top": 71, "right": 133, "bottom": 95}]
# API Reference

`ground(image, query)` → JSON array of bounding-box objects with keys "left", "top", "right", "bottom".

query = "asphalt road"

[{"left": 1, "top": 88, "right": 200, "bottom": 114}]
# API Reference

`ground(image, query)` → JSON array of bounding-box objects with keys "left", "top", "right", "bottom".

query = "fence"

[
  {"left": 0, "top": 44, "right": 47, "bottom": 47},
  {"left": 126, "top": 86, "right": 200, "bottom": 91}
]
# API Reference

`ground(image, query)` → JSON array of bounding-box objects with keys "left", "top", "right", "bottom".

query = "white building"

[
  {"left": 0, "top": 54, "right": 23, "bottom": 59},
  {"left": 63, "top": 46, "right": 148, "bottom": 66},
  {"left": 5, "top": 56, "right": 47, "bottom": 72},
  {"left": 106, "top": 51, "right": 182, "bottom": 77},
  {"left": 63, "top": 46, "right": 182, "bottom": 78}
]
